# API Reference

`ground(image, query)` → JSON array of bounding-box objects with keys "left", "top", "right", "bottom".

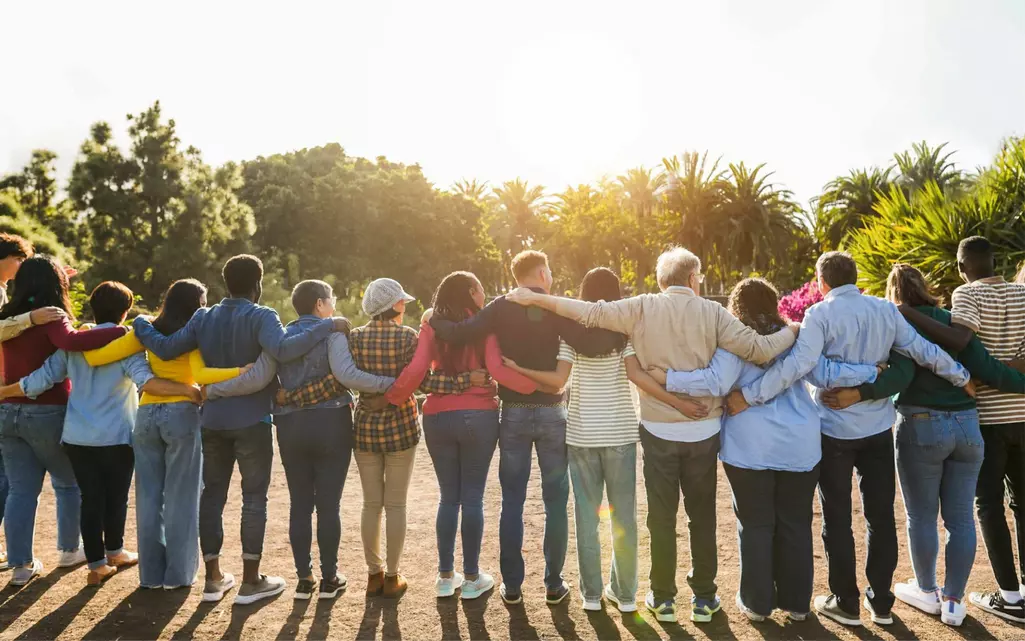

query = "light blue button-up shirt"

[
  {"left": 20, "top": 323, "right": 154, "bottom": 447},
  {"left": 740, "top": 285, "right": 971, "bottom": 440},
  {"left": 669, "top": 348, "right": 879, "bottom": 471}
]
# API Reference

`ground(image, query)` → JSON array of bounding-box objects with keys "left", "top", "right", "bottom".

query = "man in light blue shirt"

[{"left": 726, "top": 252, "right": 972, "bottom": 628}]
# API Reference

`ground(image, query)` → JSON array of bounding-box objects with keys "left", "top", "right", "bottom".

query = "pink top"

[{"left": 386, "top": 322, "right": 537, "bottom": 414}]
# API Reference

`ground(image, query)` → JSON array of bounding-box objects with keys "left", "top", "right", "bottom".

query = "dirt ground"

[{"left": 0, "top": 440, "right": 1022, "bottom": 641}]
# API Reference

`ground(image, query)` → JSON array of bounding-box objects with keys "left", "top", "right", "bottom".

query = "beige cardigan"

[{"left": 554, "top": 286, "right": 796, "bottom": 424}]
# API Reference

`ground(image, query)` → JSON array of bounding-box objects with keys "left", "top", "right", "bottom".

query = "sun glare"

[{"left": 497, "top": 32, "right": 644, "bottom": 184}]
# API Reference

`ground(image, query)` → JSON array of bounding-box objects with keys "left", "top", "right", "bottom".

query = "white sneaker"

[
  {"left": 234, "top": 574, "right": 286, "bottom": 605},
  {"left": 736, "top": 592, "right": 766, "bottom": 622},
  {"left": 894, "top": 579, "right": 941, "bottom": 615},
  {"left": 603, "top": 585, "right": 638, "bottom": 613},
  {"left": 57, "top": 548, "right": 87, "bottom": 568},
  {"left": 460, "top": 573, "right": 495, "bottom": 600},
  {"left": 202, "top": 572, "right": 237, "bottom": 602},
  {"left": 436, "top": 572, "right": 464, "bottom": 598},
  {"left": 11, "top": 559, "right": 43, "bottom": 586},
  {"left": 0, "top": 546, "right": 7, "bottom": 571},
  {"left": 582, "top": 598, "right": 603, "bottom": 611},
  {"left": 941, "top": 598, "right": 967, "bottom": 627}
]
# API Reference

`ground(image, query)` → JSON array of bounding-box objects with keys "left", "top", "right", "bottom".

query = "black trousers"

[
  {"left": 724, "top": 463, "right": 819, "bottom": 616},
  {"left": 640, "top": 427, "right": 719, "bottom": 601},
  {"left": 976, "top": 422, "right": 1025, "bottom": 591},
  {"left": 818, "top": 429, "right": 897, "bottom": 614},
  {"left": 64, "top": 444, "right": 135, "bottom": 566}
]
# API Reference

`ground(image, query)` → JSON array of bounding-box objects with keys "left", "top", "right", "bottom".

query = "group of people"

[{"left": 0, "top": 229, "right": 1024, "bottom": 631}]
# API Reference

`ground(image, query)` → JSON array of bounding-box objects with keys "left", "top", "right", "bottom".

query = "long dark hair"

[
  {"left": 886, "top": 263, "right": 940, "bottom": 308},
  {"left": 0, "top": 255, "right": 73, "bottom": 321},
  {"left": 152, "top": 279, "right": 208, "bottom": 336},
  {"left": 431, "top": 271, "right": 485, "bottom": 375},
  {"left": 578, "top": 267, "right": 628, "bottom": 354},
  {"left": 727, "top": 278, "right": 786, "bottom": 336}
]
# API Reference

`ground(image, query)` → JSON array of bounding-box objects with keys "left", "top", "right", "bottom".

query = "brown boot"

[
  {"left": 383, "top": 574, "right": 408, "bottom": 598},
  {"left": 366, "top": 571, "right": 385, "bottom": 597}
]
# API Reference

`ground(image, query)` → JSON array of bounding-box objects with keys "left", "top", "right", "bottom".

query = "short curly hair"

[
  {"left": 0, "top": 233, "right": 33, "bottom": 261},
  {"left": 727, "top": 278, "right": 787, "bottom": 336}
]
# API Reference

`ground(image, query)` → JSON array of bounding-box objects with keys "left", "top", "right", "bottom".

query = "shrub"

[{"left": 778, "top": 280, "right": 823, "bottom": 323}]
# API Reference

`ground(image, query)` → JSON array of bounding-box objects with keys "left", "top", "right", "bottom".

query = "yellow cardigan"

[{"left": 84, "top": 330, "right": 241, "bottom": 405}]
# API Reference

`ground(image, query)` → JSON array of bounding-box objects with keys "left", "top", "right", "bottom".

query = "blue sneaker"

[
  {"left": 691, "top": 595, "right": 721, "bottom": 623},
  {"left": 645, "top": 591, "right": 677, "bottom": 622}
]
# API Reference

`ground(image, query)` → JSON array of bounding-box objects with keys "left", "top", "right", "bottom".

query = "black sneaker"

[
  {"left": 295, "top": 578, "right": 317, "bottom": 601},
  {"left": 546, "top": 581, "right": 571, "bottom": 606},
  {"left": 970, "top": 591, "right": 1025, "bottom": 623},
  {"left": 320, "top": 574, "right": 348, "bottom": 599},
  {"left": 864, "top": 588, "right": 893, "bottom": 625},
  {"left": 814, "top": 594, "right": 863, "bottom": 626}
]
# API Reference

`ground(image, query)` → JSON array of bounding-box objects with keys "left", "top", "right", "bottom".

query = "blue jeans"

[
  {"left": 498, "top": 405, "right": 569, "bottom": 592},
  {"left": 199, "top": 423, "right": 273, "bottom": 561},
  {"left": 134, "top": 402, "right": 203, "bottom": 588},
  {"left": 0, "top": 404, "right": 81, "bottom": 566},
  {"left": 423, "top": 410, "right": 500, "bottom": 576},
  {"left": 276, "top": 407, "right": 354, "bottom": 580},
  {"left": 568, "top": 443, "right": 638, "bottom": 603},
  {"left": 896, "top": 406, "right": 984, "bottom": 600},
  {"left": 0, "top": 451, "right": 8, "bottom": 528}
]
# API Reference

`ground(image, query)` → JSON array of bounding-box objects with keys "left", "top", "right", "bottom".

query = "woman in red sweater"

[
  {"left": 385, "top": 271, "right": 539, "bottom": 600},
  {"left": 0, "top": 256, "right": 126, "bottom": 585}
]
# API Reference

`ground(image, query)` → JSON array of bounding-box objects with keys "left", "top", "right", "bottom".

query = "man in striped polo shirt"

[{"left": 901, "top": 236, "right": 1025, "bottom": 622}]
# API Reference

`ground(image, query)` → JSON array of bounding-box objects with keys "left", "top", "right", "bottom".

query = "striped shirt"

[
  {"left": 558, "top": 340, "right": 638, "bottom": 447},
  {"left": 951, "top": 277, "right": 1025, "bottom": 425}
]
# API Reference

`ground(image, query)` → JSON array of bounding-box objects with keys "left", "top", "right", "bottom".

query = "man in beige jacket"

[{"left": 505, "top": 246, "right": 797, "bottom": 624}]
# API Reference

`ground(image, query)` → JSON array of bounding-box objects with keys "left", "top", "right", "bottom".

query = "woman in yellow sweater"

[{"left": 85, "top": 279, "right": 244, "bottom": 589}]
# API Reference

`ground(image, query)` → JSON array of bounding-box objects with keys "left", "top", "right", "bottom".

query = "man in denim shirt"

[
  {"left": 206, "top": 280, "right": 395, "bottom": 600},
  {"left": 132, "top": 255, "right": 346, "bottom": 605}
]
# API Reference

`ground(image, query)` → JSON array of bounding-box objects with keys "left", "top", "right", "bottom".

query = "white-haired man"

[{"left": 505, "top": 247, "right": 798, "bottom": 624}]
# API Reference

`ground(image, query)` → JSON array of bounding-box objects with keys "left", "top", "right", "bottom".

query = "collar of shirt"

[
  {"left": 825, "top": 284, "right": 860, "bottom": 300},
  {"left": 974, "top": 276, "right": 1007, "bottom": 286},
  {"left": 664, "top": 286, "right": 696, "bottom": 297},
  {"left": 219, "top": 297, "right": 256, "bottom": 308}
]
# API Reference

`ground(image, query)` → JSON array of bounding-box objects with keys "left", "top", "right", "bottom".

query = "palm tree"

[
  {"left": 813, "top": 167, "right": 893, "bottom": 250},
  {"left": 893, "top": 141, "right": 967, "bottom": 196},
  {"left": 719, "top": 162, "right": 809, "bottom": 285},
  {"left": 614, "top": 167, "right": 666, "bottom": 291},
  {"left": 492, "top": 178, "right": 547, "bottom": 253},
  {"left": 658, "top": 151, "right": 728, "bottom": 290},
  {"left": 451, "top": 178, "right": 490, "bottom": 203}
]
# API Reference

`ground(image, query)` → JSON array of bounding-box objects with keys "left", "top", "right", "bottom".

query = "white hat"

[{"left": 362, "top": 278, "right": 415, "bottom": 317}]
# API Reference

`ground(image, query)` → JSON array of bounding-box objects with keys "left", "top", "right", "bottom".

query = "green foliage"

[
  {"left": 0, "top": 194, "right": 75, "bottom": 265},
  {"left": 847, "top": 137, "right": 1025, "bottom": 299},
  {"left": 68, "top": 101, "right": 254, "bottom": 305}
]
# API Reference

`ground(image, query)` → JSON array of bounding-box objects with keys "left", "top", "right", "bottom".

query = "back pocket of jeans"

[{"left": 898, "top": 412, "right": 943, "bottom": 448}]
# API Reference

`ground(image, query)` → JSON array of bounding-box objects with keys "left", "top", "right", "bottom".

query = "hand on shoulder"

[{"left": 505, "top": 287, "right": 538, "bottom": 306}]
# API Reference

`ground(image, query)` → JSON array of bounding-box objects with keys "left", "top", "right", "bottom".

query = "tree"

[
  {"left": 615, "top": 167, "right": 665, "bottom": 291},
  {"left": 0, "top": 149, "right": 59, "bottom": 221},
  {"left": 68, "top": 101, "right": 254, "bottom": 304},
  {"left": 813, "top": 167, "right": 893, "bottom": 250},
  {"left": 451, "top": 178, "right": 491, "bottom": 203},
  {"left": 893, "top": 141, "right": 968, "bottom": 197}
]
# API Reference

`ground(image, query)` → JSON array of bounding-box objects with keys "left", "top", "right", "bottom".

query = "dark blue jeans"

[
  {"left": 0, "top": 451, "right": 7, "bottom": 528},
  {"left": 723, "top": 463, "right": 820, "bottom": 616},
  {"left": 275, "top": 407, "right": 354, "bottom": 580},
  {"left": 199, "top": 423, "right": 273, "bottom": 561},
  {"left": 423, "top": 410, "right": 499, "bottom": 576},
  {"left": 498, "top": 405, "right": 569, "bottom": 592}
]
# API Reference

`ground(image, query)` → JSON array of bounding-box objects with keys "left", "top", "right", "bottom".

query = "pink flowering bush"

[{"left": 778, "top": 281, "right": 823, "bottom": 323}]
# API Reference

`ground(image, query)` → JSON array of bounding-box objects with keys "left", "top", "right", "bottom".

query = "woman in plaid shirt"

[{"left": 343, "top": 279, "right": 484, "bottom": 598}]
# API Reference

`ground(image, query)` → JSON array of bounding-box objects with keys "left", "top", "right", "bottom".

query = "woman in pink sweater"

[{"left": 385, "top": 271, "right": 539, "bottom": 600}]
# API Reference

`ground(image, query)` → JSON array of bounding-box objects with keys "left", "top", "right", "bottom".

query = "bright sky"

[{"left": 3, "top": 0, "right": 1024, "bottom": 206}]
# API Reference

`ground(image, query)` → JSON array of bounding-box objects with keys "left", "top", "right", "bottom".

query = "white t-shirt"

[{"left": 558, "top": 340, "right": 639, "bottom": 447}]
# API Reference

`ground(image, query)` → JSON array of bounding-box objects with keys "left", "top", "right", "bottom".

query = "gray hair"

[{"left": 656, "top": 247, "right": 701, "bottom": 291}]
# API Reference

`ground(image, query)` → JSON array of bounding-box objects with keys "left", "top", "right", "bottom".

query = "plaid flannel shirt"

[
  {"left": 280, "top": 320, "right": 472, "bottom": 452},
  {"left": 275, "top": 375, "right": 349, "bottom": 408}
]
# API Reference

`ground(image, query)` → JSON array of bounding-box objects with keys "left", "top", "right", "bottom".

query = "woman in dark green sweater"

[{"left": 823, "top": 264, "right": 1025, "bottom": 628}]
